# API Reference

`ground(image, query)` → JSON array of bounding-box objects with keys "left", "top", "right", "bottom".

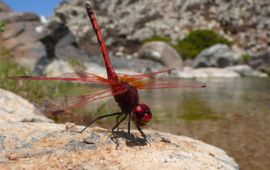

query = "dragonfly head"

[{"left": 132, "top": 104, "right": 152, "bottom": 126}]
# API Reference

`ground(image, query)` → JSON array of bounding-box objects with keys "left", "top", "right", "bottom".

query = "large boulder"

[
  {"left": 0, "top": 122, "right": 239, "bottom": 170},
  {"left": 54, "top": 32, "right": 90, "bottom": 62},
  {"left": 249, "top": 49, "right": 270, "bottom": 74},
  {"left": 138, "top": 41, "right": 183, "bottom": 70},
  {"left": 0, "top": 12, "right": 40, "bottom": 23},
  {"left": 193, "top": 44, "right": 241, "bottom": 68},
  {"left": 0, "top": 89, "right": 52, "bottom": 123},
  {"left": 0, "top": 1, "right": 11, "bottom": 13},
  {"left": 1, "top": 21, "right": 47, "bottom": 71},
  {"left": 2, "top": 22, "right": 44, "bottom": 43},
  {"left": 226, "top": 65, "right": 268, "bottom": 77}
]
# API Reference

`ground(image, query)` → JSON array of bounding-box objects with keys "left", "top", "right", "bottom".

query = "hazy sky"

[{"left": 4, "top": 0, "right": 62, "bottom": 16}]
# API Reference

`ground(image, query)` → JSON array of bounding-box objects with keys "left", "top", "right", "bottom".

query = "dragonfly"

[{"left": 12, "top": 1, "right": 206, "bottom": 144}]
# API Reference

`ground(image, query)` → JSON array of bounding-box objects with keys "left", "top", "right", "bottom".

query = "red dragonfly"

[{"left": 12, "top": 1, "right": 205, "bottom": 144}]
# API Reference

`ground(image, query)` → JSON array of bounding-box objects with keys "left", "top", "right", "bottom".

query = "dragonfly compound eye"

[{"left": 132, "top": 104, "right": 152, "bottom": 126}]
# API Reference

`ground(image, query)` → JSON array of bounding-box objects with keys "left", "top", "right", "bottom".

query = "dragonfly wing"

[
  {"left": 118, "top": 68, "right": 175, "bottom": 78},
  {"left": 118, "top": 68, "right": 176, "bottom": 84},
  {"left": 9, "top": 72, "right": 118, "bottom": 86},
  {"left": 134, "top": 68, "right": 176, "bottom": 78},
  {"left": 134, "top": 78, "right": 206, "bottom": 89},
  {"left": 47, "top": 85, "right": 128, "bottom": 114}
]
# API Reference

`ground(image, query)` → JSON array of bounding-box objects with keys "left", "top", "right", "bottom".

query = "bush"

[
  {"left": 143, "top": 36, "right": 171, "bottom": 43},
  {"left": 174, "top": 29, "right": 232, "bottom": 59},
  {"left": 0, "top": 21, "right": 5, "bottom": 32},
  {"left": 242, "top": 54, "right": 252, "bottom": 63}
]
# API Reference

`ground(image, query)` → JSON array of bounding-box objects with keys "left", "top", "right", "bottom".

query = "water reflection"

[
  {"left": 140, "top": 78, "right": 270, "bottom": 170},
  {"left": 141, "top": 78, "right": 270, "bottom": 117}
]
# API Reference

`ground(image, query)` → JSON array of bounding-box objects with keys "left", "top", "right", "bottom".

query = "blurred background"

[{"left": 1, "top": 0, "right": 270, "bottom": 169}]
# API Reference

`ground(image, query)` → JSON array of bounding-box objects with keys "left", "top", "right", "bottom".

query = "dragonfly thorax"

[{"left": 113, "top": 83, "right": 139, "bottom": 113}]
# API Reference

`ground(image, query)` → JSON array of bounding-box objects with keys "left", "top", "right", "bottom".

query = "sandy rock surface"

[{"left": 0, "top": 122, "right": 239, "bottom": 170}]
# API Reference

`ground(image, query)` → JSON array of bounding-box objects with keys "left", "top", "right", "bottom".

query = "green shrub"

[
  {"left": 143, "top": 36, "right": 171, "bottom": 43},
  {"left": 174, "top": 29, "right": 232, "bottom": 59},
  {"left": 0, "top": 21, "right": 5, "bottom": 32},
  {"left": 242, "top": 54, "right": 252, "bottom": 63}
]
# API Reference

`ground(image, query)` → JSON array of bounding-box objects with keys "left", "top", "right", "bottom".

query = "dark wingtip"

[
  {"left": 7, "top": 76, "right": 30, "bottom": 80},
  {"left": 202, "top": 84, "right": 207, "bottom": 88}
]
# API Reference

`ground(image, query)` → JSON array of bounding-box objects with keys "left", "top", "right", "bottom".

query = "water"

[{"left": 141, "top": 78, "right": 270, "bottom": 170}]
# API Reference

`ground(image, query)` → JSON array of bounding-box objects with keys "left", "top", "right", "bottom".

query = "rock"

[
  {"left": 40, "top": 21, "right": 70, "bottom": 59},
  {"left": 1, "top": 22, "right": 25, "bottom": 40},
  {"left": 138, "top": 42, "right": 183, "bottom": 69},
  {"left": 180, "top": 0, "right": 208, "bottom": 12},
  {"left": 55, "top": 43, "right": 89, "bottom": 62},
  {"left": 1, "top": 12, "right": 40, "bottom": 23},
  {"left": 0, "top": 1, "right": 11, "bottom": 13},
  {"left": 0, "top": 122, "right": 239, "bottom": 170},
  {"left": 177, "top": 67, "right": 240, "bottom": 78},
  {"left": 250, "top": 49, "right": 270, "bottom": 74},
  {"left": 52, "top": 0, "right": 270, "bottom": 56},
  {"left": 0, "top": 89, "right": 52, "bottom": 123},
  {"left": 2, "top": 22, "right": 46, "bottom": 43},
  {"left": 14, "top": 42, "right": 47, "bottom": 71},
  {"left": 84, "top": 62, "right": 106, "bottom": 77},
  {"left": 2, "top": 22, "right": 48, "bottom": 71},
  {"left": 226, "top": 65, "right": 268, "bottom": 77},
  {"left": 193, "top": 44, "right": 241, "bottom": 68},
  {"left": 88, "top": 54, "right": 164, "bottom": 73},
  {"left": 44, "top": 60, "right": 75, "bottom": 77},
  {"left": 183, "top": 59, "right": 194, "bottom": 67},
  {"left": 55, "top": 32, "right": 90, "bottom": 62}
]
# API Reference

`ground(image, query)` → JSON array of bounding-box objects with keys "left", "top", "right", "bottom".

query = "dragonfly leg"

[
  {"left": 79, "top": 112, "right": 121, "bottom": 133},
  {"left": 111, "top": 113, "right": 128, "bottom": 147},
  {"left": 127, "top": 112, "right": 131, "bottom": 135},
  {"left": 136, "top": 125, "right": 148, "bottom": 143},
  {"left": 115, "top": 114, "right": 122, "bottom": 132}
]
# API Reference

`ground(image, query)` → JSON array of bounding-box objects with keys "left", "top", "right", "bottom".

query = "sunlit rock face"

[
  {"left": 0, "top": 122, "right": 239, "bottom": 170},
  {"left": 0, "top": 89, "right": 52, "bottom": 123}
]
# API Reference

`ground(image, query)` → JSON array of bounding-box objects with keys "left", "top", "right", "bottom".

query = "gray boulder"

[
  {"left": 0, "top": 89, "right": 52, "bottom": 123},
  {"left": 0, "top": 12, "right": 40, "bottom": 23},
  {"left": 0, "top": 1, "right": 11, "bottom": 13},
  {"left": 54, "top": 32, "right": 90, "bottom": 62},
  {"left": 2, "top": 21, "right": 47, "bottom": 71},
  {"left": 193, "top": 44, "right": 241, "bottom": 68},
  {"left": 226, "top": 65, "right": 268, "bottom": 77},
  {"left": 250, "top": 49, "right": 270, "bottom": 75},
  {"left": 138, "top": 42, "right": 183, "bottom": 70}
]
